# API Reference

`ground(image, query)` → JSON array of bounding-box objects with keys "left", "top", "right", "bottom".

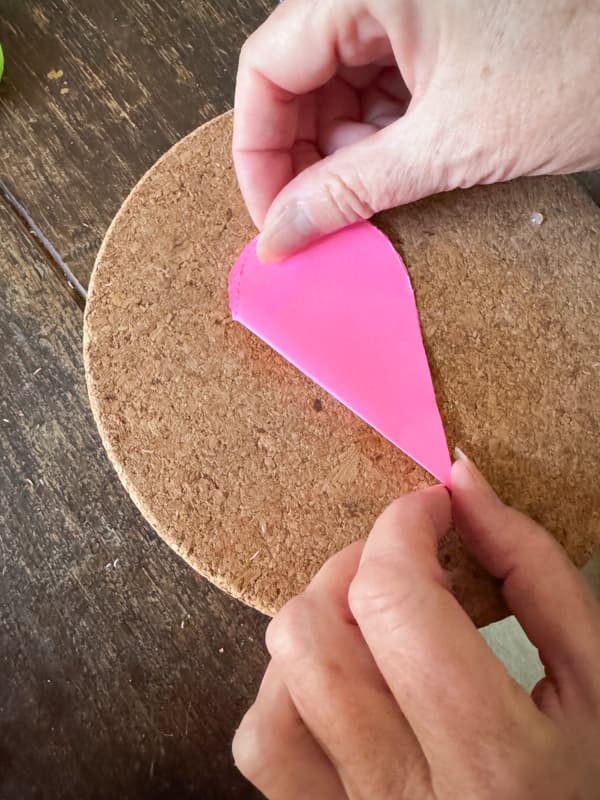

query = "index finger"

[
  {"left": 233, "top": 0, "right": 389, "bottom": 225},
  {"left": 451, "top": 455, "right": 600, "bottom": 705},
  {"left": 348, "top": 486, "right": 539, "bottom": 766}
]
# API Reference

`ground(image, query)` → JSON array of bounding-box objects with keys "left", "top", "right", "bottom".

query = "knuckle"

[
  {"left": 321, "top": 170, "right": 377, "bottom": 226},
  {"left": 233, "top": 693, "right": 314, "bottom": 787},
  {"left": 237, "top": 42, "right": 248, "bottom": 72},
  {"left": 265, "top": 593, "right": 313, "bottom": 663},
  {"left": 333, "top": 13, "right": 366, "bottom": 67},
  {"left": 349, "top": 561, "right": 421, "bottom": 624},
  {"left": 238, "top": 32, "right": 262, "bottom": 73},
  {"left": 238, "top": 36, "right": 254, "bottom": 66},
  {"left": 348, "top": 564, "right": 397, "bottom": 620},
  {"left": 232, "top": 707, "right": 269, "bottom": 781}
]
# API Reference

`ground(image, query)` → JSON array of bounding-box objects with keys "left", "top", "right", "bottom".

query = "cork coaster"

[{"left": 84, "top": 111, "right": 600, "bottom": 626}]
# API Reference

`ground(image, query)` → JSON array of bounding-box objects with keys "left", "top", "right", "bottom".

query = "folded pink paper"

[{"left": 229, "top": 222, "right": 451, "bottom": 484}]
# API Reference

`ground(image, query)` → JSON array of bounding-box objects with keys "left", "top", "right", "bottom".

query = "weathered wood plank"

[
  {"left": 0, "top": 204, "right": 267, "bottom": 798},
  {"left": 0, "top": 0, "right": 273, "bottom": 288}
]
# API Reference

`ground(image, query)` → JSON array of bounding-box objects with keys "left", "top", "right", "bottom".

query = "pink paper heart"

[{"left": 229, "top": 222, "right": 451, "bottom": 484}]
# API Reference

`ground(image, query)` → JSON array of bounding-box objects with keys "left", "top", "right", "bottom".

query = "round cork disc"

[{"left": 84, "top": 111, "right": 600, "bottom": 626}]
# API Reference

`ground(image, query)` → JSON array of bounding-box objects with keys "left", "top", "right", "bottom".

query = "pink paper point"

[{"left": 229, "top": 222, "right": 451, "bottom": 485}]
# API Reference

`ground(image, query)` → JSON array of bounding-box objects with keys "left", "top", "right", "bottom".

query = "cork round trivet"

[{"left": 84, "top": 111, "right": 600, "bottom": 627}]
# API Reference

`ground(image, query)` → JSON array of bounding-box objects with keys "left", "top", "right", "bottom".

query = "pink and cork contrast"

[
  {"left": 229, "top": 224, "right": 452, "bottom": 485},
  {"left": 84, "top": 111, "right": 600, "bottom": 626}
]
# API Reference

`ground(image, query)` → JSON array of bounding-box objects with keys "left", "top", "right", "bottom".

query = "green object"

[{"left": 0, "top": 45, "right": 4, "bottom": 82}]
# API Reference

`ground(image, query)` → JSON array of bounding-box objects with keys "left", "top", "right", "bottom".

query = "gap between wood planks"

[{"left": 0, "top": 178, "right": 87, "bottom": 309}]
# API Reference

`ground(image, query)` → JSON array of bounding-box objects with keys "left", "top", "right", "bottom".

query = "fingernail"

[
  {"left": 257, "top": 202, "right": 316, "bottom": 263},
  {"left": 451, "top": 449, "right": 501, "bottom": 505},
  {"left": 453, "top": 447, "right": 470, "bottom": 462}
]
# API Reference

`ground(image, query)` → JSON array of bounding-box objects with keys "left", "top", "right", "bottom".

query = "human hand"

[
  {"left": 233, "top": 0, "right": 600, "bottom": 261},
  {"left": 233, "top": 455, "right": 600, "bottom": 798}
]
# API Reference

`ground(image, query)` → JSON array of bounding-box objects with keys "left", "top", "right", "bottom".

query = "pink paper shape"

[{"left": 229, "top": 222, "right": 451, "bottom": 484}]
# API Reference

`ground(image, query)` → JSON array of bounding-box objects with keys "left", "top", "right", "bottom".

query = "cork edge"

[{"left": 82, "top": 110, "right": 279, "bottom": 616}]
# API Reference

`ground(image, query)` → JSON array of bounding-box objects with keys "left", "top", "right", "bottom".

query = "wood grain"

[
  {"left": 1, "top": 2, "right": 599, "bottom": 797},
  {"left": 0, "top": 0, "right": 273, "bottom": 288},
  {"left": 1, "top": 5, "right": 276, "bottom": 795},
  {"left": 0, "top": 205, "right": 267, "bottom": 798}
]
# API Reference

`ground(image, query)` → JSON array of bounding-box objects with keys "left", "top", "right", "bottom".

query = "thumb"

[
  {"left": 451, "top": 452, "right": 600, "bottom": 704},
  {"left": 257, "top": 106, "right": 460, "bottom": 262}
]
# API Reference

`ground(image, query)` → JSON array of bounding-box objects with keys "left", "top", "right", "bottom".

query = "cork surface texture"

[{"left": 83, "top": 111, "right": 600, "bottom": 626}]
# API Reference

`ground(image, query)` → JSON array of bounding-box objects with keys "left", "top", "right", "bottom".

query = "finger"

[
  {"left": 316, "top": 75, "right": 371, "bottom": 156},
  {"left": 530, "top": 676, "right": 563, "bottom": 718},
  {"left": 255, "top": 99, "right": 461, "bottom": 262},
  {"left": 317, "top": 67, "right": 409, "bottom": 154},
  {"left": 291, "top": 93, "right": 321, "bottom": 174},
  {"left": 233, "top": 0, "right": 391, "bottom": 226},
  {"left": 451, "top": 453, "right": 600, "bottom": 707},
  {"left": 233, "top": 662, "right": 346, "bottom": 799},
  {"left": 361, "top": 68, "right": 411, "bottom": 127},
  {"left": 306, "top": 539, "right": 365, "bottom": 621},
  {"left": 348, "top": 486, "right": 537, "bottom": 768},
  {"left": 267, "top": 541, "right": 432, "bottom": 799}
]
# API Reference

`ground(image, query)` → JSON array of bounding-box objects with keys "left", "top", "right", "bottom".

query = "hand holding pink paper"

[{"left": 229, "top": 222, "right": 451, "bottom": 484}]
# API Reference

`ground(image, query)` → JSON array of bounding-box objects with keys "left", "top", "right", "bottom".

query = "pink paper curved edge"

[{"left": 228, "top": 225, "right": 452, "bottom": 486}]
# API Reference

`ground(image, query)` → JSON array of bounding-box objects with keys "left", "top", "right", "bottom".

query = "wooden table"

[
  {"left": 0, "top": 3, "right": 274, "bottom": 797},
  {"left": 2, "top": 5, "right": 599, "bottom": 800}
]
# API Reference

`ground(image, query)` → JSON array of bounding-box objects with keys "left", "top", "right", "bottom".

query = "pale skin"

[
  {"left": 232, "top": 1, "right": 600, "bottom": 796},
  {"left": 233, "top": 0, "right": 600, "bottom": 261},
  {"left": 233, "top": 457, "right": 600, "bottom": 798}
]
